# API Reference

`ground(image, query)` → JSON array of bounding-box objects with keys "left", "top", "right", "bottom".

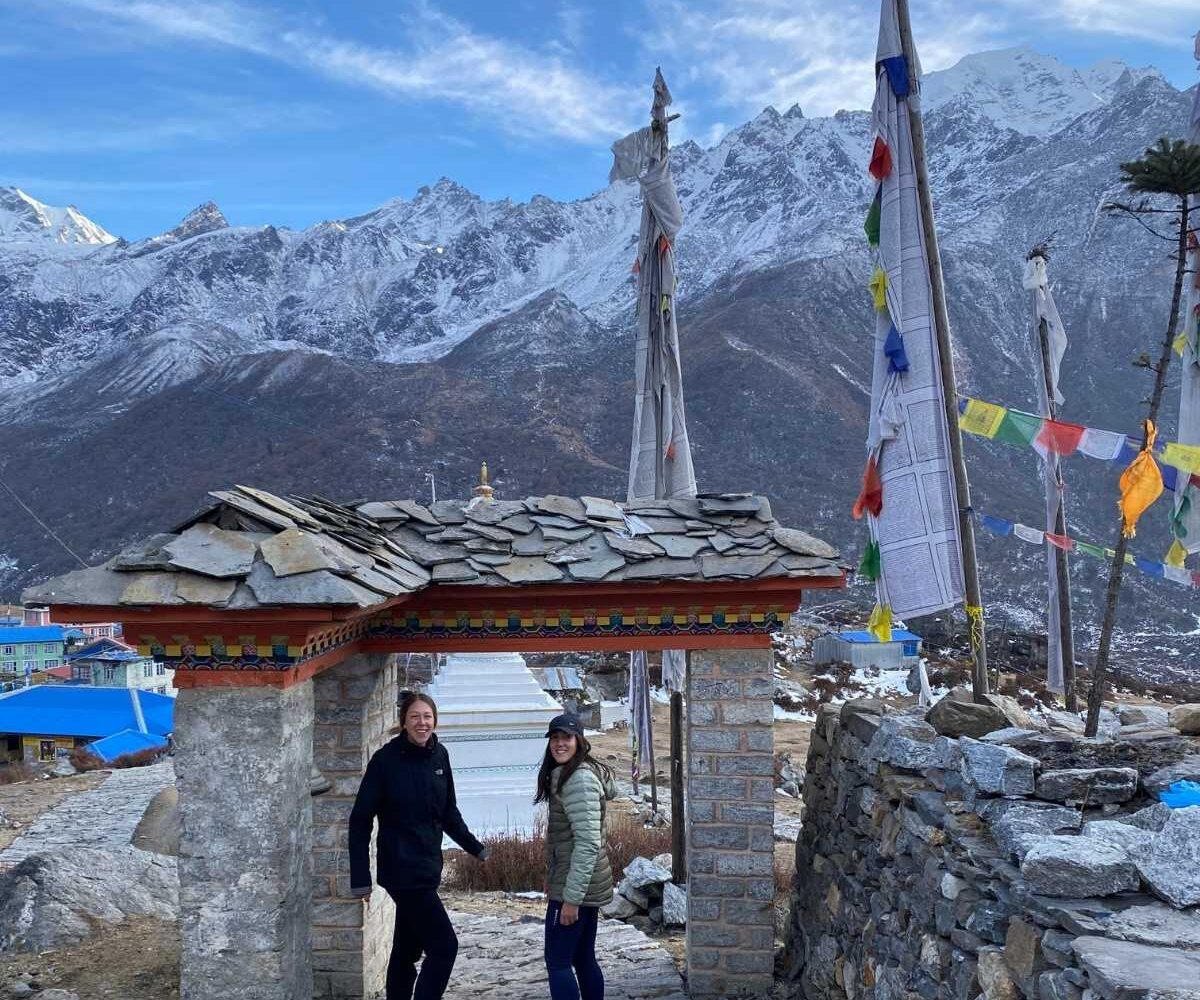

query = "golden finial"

[{"left": 471, "top": 462, "right": 495, "bottom": 503}]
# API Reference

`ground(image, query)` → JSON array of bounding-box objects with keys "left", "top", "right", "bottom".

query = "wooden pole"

[
  {"left": 670, "top": 682, "right": 686, "bottom": 883},
  {"left": 894, "top": 0, "right": 989, "bottom": 700},
  {"left": 1035, "top": 311, "right": 1078, "bottom": 710}
]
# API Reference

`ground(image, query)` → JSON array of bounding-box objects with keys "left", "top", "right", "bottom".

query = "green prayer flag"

[
  {"left": 993, "top": 409, "right": 1042, "bottom": 446},
  {"left": 864, "top": 197, "right": 881, "bottom": 247},
  {"left": 1170, "top": 491, "right": 1191, "bottom": 539},
  {"left": 1075, "top": 542, "right": 1105, "bottom": 560},
  {"left": 858, "top": 540, "right": 881, "bottom": 581}
]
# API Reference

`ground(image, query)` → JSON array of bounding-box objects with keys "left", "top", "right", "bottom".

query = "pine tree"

[{"left": 1085, "top": 138, "right": 1200, "bottom": 736}]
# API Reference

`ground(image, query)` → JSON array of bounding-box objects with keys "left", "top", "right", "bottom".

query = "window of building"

[
  {"left": 39, "top": 740, "right": 56, "bottom": 762},
  {"left": 2, "top": 646, "right": 12, "bottom": 656},
  {"left": 43, "top": 659, "right": 59, "bottom": 669},
  {"left": 143, "top": 662, "right": 153, "bottom": 678},
  {"left": 104, "top": 666, "right": 118, "bottom": 683},
  {"left": 43, "top": 643, "right": 57, "bottom": 654},
  {"left": 1, "top": 661, "right": 15, "bottom": 673},
  {"left": 156, "top": 662, "right": 165, "bottom": 676}
]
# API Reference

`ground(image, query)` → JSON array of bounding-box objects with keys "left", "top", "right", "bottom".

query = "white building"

[{"left": 425, "top": 652, "right": 561, "bottom": 837}]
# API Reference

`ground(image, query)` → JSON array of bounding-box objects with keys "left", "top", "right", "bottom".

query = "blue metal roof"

[
  {"left": 838, "top": 630, "right": 922, "bottom": 645},
  {"left": 87, "top": 729, "right": 169, "bottom": 763},
  {"left": 0, "top": 625, "right": 83, "bottom": 645},
  {"left": 0, "top": 686, "right": 174, "bottom": 738}
]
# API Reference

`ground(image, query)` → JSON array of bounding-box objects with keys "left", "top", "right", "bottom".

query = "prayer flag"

[
  {"left": 993, "top": 409, "right": 1042, "bottom": 446},
  {"left": 867, "top": 603, "right": 894, "bottom": 643},
  {"left": 858, "top": 540, "right": 881, "bottom": 580},
  {"left": 865, "top": 190, "right": 882, "bottom": 247},
  {"left": 1034, "top": 419, "right": 1086, "bottom": 456},
  {"left": 853, "top": 455, "right": 884, "bottom": 520},
  {"left": 960, "top": 399, "right": 1007, "bottom": 438},
  {"left": 1164, "top": 565, "right": 1193, "bottom": 585},
  {"left": 1163, "top": 443, "right": 1200, "bottom": 474},
  {"left": 883, "top": 324, "right": 909, "bottom": 373},
  {"left": 1118, "top": 422, "right": 1164, "bottom": 537},
  {"left": 869, "top": 267, "right": 888, "bottom": 310},
  {"left": 1045, "top": 533, "right": 1073, "bottom": 551},
  {"left": 979, "top": 514, "right": 1013, "bottom": 535},
  {"left": 1014, "top": 524, "right": 1044, "bottom": 545},
  {"left": 1165, "top": 538, "right": 1188, "bottom": 568},
  {"left": 1076, "top": 542, "right": 1105, "bottom": 560},
  {"left": 1079, "top": 427, "right": 1126, "bottom": 461},
  {"left": 869, "top": 136, "right": 893, "bottom": 180},
  {"left": 1135, "top": 557, "right": 1164, "bottom": 579}
]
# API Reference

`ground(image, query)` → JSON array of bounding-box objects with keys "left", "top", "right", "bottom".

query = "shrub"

[
  {"left": 0, "top": 760, "right": 37, "bottom": 785},
  {"left": 444, "top": 812, "right": 673, "bottom": 894},
  {"left": 70, "top": 747, "right": 107, "bottom": 772},
  {"left": 69, "top": 744, "right": 165, "bottom": 772},
  {"left": 109, "top": 746, "right": 165, "bottom": 769}
]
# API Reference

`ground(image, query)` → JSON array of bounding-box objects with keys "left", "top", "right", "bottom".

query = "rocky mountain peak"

[
  {"left": 166, "top": 201, "right": 229, "bottom": 241},
  {"left": 0, "top": 186, "right": 116, "bottom": 245}
]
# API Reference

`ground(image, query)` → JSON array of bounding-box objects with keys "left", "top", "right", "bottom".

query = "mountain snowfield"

[{"left": 0, "top": 47, "right": 1196, "bottom": 671}]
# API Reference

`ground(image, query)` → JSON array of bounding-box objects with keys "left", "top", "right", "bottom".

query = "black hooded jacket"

[{"left": 349, "top": 731, "right": 484, "bottom": 893}]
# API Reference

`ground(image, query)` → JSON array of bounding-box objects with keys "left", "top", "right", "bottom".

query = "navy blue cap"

[{"left": 545, "top": 712, "right": 584, "bottom": 738}]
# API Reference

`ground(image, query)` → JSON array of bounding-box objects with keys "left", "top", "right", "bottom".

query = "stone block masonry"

[
  {"left": 686, "top": 647, "right": 775, "bottom": 998},
  {"left": 176, "top": 681, "right": 314, "bottom": 1000},
  {"left": 782, "top": 700, "right": 1200, "bottom": 1000},
  {"left": 311, "top": 653, "right": 400, "bottom": 999}
]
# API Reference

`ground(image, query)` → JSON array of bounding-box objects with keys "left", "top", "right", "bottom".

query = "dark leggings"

[
  {"left": 544, "top": 900, "right": 604, "bottom": 1000},
  {"left": 385, "top": 888, "right": 458, "bottom": 1000}
]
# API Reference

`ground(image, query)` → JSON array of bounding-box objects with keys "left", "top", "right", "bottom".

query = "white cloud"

[
  {"left": 1030, "top": 0, "right": 1197, "bottom": 47},
  {"left": 41, "top": 0, "right": 642, "bottom": 144}
]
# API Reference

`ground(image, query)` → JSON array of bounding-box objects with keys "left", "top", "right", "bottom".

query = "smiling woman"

[{"left": 348, "top": 690, "right": 489, "bottom": 1000}]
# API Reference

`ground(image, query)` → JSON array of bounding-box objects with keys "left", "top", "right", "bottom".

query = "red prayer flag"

[
  {"left": 658, "top": 234, "right": 672, "bottom": 258},
  {"left": 1045, "top": 533, "right": 1073, "bottom": 551},
  {"left": 868, "top": 136, "right": 892, "bottom": 180},
  {"left": 1034, "top": 419, "right": 1086, "bottom": 456},
  {"left": 631, "top": 258, "right": 641, "bottom": 275},
  {"left": 852, "top": 455, "right": 883, "bottom": 520}
]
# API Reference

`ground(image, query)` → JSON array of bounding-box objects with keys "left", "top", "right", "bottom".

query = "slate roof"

[
  {"left": 24, "top": 485, "right": 844, "bottom": 612},
  {"left": 0, "top": 686, "right": 174, "bottom": 738}
]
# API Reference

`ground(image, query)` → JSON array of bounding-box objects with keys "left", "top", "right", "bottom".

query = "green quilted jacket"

[{"left": 545, "top": 762, "right": 615, "bottom": 906}]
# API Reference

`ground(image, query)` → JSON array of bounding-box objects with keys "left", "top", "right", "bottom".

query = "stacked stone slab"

[{"left": 782, "top": 699, "right": 1200, "bottom": 1000}]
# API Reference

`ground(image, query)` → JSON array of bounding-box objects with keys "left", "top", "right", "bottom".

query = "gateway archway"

[{"left": 28, "top": 484, "right": 843, "bottom": 999}]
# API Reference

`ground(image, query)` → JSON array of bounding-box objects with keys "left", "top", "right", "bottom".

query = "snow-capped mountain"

[
  {"left": 0, "top": 47, "right": 1196, "bottom": 669},
  {"left": 0, "top": 187, "right": 116, "bottom": 245}
]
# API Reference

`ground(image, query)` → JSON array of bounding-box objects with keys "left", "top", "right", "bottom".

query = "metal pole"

[
  {"left": 895, "top": 0, "right": 989, "bottom": 700},
  {"left": 1036, "top": 314, "right": 1078, "bottom": 710}
]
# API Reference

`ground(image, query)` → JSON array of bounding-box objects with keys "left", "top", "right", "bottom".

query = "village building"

[
  {"left": 0, "top": 623, "right": 85, "bottom": 680},
  {"left": 26, "top": 482, "right": 844, "bottom": 998},
  {"left": 0, "top": 685, "right": 174, "bottom": 763},
  {"left": 66, "top": 636, "right": 175, "bottom": 695},
  {"left": 811, "top": 627, "right": 923, "bottom": 670}
]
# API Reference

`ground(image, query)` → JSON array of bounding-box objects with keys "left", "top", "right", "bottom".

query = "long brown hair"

[
  {"left": 534, "top": 733, "right": 614, "bottom": 804},
  {"left": 393, "top": 691, "right": 438, "bottom": 734}
]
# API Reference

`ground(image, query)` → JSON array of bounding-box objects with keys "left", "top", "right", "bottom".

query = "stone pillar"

[
  {"left": 311, "top": 653, "right": 399, "bottom": 998},
  {"left": 176, "top": 681, "right": 314, "bottom": 1000},
  {"left": 686, "top": 647, "right": 776, "bottom": 997}
]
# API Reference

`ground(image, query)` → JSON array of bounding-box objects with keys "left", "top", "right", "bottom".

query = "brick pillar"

[
  {"left": 686, "top": 647, "right": 776, "bottom": 997},
  {"left": 311, "top": 653, "right": 399, "bottom": 999},
  {"left": 176, "top": 681, "right": 314, "bottom": 1000}
]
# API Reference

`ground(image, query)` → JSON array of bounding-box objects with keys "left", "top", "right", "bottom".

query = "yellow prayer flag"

[
  {"left": 1118, "top": 421, "right": 1164, "bottom": 538},
  {"left": 960, "top": 399, "right": 1008, "bottom": 439},
  {"left": 1163, "top": 442, "right": 1200, "bottom": 474},
  {"left": 1165, "top": 538, "right": 1188, "bottom": 568},
  {"left": 869, "top": 267, "right": 888, "bottom": 311},
  {"left": 867, "top": 603, "right": 893, "bottom": 643},
  {"left": 1174, "top": 332, "right": 1189, "bottom": 356}
]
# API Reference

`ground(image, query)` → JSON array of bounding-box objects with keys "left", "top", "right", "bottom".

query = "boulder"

[
  {"left": 1081, "top": 821, "right": 1154, "bottom": 856},
  {"left": 1116, "top": 705, "right": 1170, "bottom": 728},
  {"left": 977, "top": 946, "right": 1019, "bottom": 1000},
  {"left": 1019, "top": 836, "right": 1139, "bottom": 897},
  {"left": 1072, "top": 935, "right": 1200, "bottom": 1000},
  {"left": 600, "top": 894, "right": 638, "bottom": 919},
  {"left": 1137, "top": 805, "right": 1200, "bottom": 908},
  {"left": 867, "top": 714, "right": 942, "bottom": 771},
  {"left": 621, "top": 856, "right": 671, "bottom": 889},
  {"left": 841, "top": 699, "right": 888, "bottom": 745},
  {"left": 616, "top": 877, "right": 650, "bottom": 909},
  {"left": 1105, "top": 903, "right": 1200, "bottom": 950},
  {"left": 1004, "top": 917, "right": 1048, "bottom": 998},
  {"left": 989, "top": 804, "right": 1082, "bottom": 860},
  {"left": 1169, "top": 704, "right": 1200, "bottom": 736},
  {"left": 1045, "top": 711, "right": 1085, "bottom": 735},
  {"left": 1035, "top": 768, "right": 1138, "bottom": 805},
  {"left": 0, "top": 848, "right": 178, "bottom": 954},
  {"left": 661, "top": 881, "right": 687, "bottom": 926},
  {"left": 960, "top": 739, "right": 1039, "bottom": 796},
  {"left": 927, "top": 697, "right": 1011, "bottom": 739}
]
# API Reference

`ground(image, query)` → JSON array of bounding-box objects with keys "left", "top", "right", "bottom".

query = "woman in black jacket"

[{"left": 349, "top": 692, "right": 487, "bottom": 1000}]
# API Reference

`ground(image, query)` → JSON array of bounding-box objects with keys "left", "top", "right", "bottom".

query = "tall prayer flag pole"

[
  {"left": 1024, "top": 247, "right": 1077, "bottom": 709},
  {"left": 611, "top": 68, "right": 695, "bottom": 881},
  {"left": 860, "top": 0, "right": 988, "bottom": 697}
]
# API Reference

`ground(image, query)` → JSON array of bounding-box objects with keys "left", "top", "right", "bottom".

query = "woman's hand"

[{"left": 560, "top": 902, "right": 580, "bottom": 926}]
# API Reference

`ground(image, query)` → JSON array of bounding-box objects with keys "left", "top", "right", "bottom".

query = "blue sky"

[{"left": 2, "top": 0, "right": 1196, "bottom": 239}]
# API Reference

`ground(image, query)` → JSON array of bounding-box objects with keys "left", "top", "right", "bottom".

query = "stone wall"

[
  {"left": 311, "top": 653, "right": 400, "bottom": 999},
  {"left": 782, "top": 699, "right": 1200, "bottom": 1000},
  {"left": 686, "top": 647, "right": 776, "bottom": 997}
]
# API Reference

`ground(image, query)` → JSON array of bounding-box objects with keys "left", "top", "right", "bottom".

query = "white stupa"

[{"left": 427, "top": 651, "right": 562, "bottom": 837}]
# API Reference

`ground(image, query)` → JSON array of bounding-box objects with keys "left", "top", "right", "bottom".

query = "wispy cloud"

[
  {"left": 1016, "top": 0, "right": 1197, "bottom": 48},
  {"left": 42, "top": 0, "right": 642, "bottom": 143},
  {"left": 5, "top": 176, "right": 210, "bottom": 193}
]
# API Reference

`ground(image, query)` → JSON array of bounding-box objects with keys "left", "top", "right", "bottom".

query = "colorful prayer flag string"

[{"left": 975, "top": 510, "right": 1197, "bottom": 589}]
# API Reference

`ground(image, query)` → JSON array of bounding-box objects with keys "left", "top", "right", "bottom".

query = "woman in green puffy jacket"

[{"left": 535, "top": 712, "right": 616, "bottom": 1000}]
